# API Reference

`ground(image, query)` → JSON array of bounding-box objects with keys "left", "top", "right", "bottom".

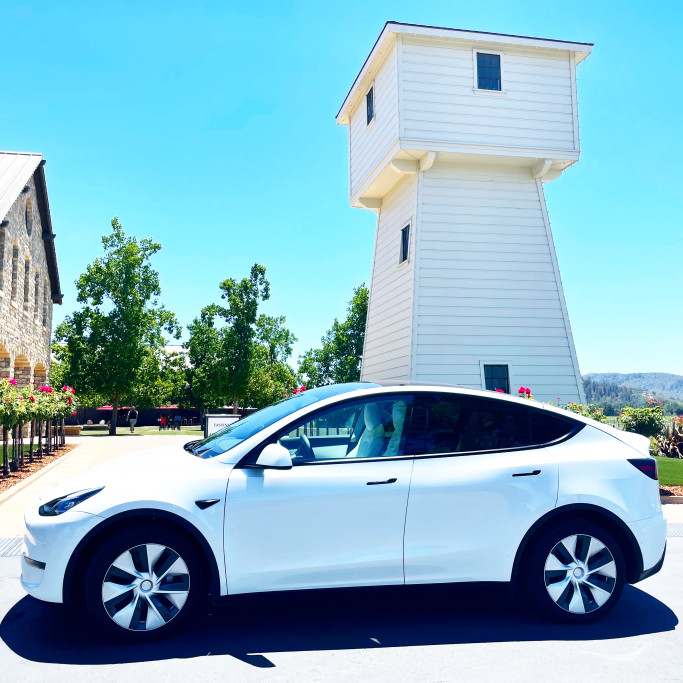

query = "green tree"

[
  {"left": 243, "top": 315, "right": 298, "bottom": 408},
  {"left": 53, "top": 218, "right": 179, "bottom": 434},
  {"left": 186, "top": 264, "right": 270, "bottom": 411},
  {"left": 299, "top": 284, "right": 369, "bottom": 387}
]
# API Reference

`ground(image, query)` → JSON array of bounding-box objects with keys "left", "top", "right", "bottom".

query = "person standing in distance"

[{"left": 127, "top": 406, "right": 138, "bottom": 433}]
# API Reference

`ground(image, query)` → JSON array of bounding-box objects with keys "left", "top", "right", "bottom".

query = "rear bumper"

[
  {"left": 636, "top": 542, "right": 666, "bottom": 582},
  {"left": 627, "top": 512, "right": 667, "bottom": 584}
]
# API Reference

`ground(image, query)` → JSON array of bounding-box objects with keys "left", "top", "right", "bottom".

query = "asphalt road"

[{"left": 0, "top": 540, "right": 681, "bottom": 682}]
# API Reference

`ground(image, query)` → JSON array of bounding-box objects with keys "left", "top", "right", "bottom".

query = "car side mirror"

[{"left": 254, "top": 443, "right": 293, "bottom": 470}]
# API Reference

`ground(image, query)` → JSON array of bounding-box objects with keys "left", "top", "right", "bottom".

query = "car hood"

[{"left": 35, "top": 442, "right": 223, "bottom": 503}]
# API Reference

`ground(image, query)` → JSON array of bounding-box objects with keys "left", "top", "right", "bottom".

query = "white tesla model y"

[{"left": 21, "top": 383, "right": 666, "bottom": 639}]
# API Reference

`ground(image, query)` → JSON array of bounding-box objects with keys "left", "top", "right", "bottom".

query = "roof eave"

[{"left": 33, "top": 161, "right": 63, "bottom": 305}]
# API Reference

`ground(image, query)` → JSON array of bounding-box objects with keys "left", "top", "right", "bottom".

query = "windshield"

[{"left": 192, "top": 383, "right": 379, "bottom": 458}]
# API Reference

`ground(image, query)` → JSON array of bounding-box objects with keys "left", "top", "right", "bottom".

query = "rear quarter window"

[{"left": 530, "top": 410, "right": 579, "bottom": 445}]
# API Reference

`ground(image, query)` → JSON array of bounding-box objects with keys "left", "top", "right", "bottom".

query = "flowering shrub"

[
  {"left": 517, "top": 386, "right": 533, "bottom": 400},
  {"left": 619, "top": 400, "right": 666, "bottom": 438},
  {"left": 0, "top": 378, "right": 78, "bottom": 429},
  {"left": 565, "top": 402, "right": 608, "bottom": 423},
  {"left": 292, "top": 386, "right": 307, "bottom": 395}
]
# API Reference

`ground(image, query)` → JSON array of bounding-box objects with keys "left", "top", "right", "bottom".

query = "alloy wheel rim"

[
  {"left": 544, "top": 534, "right": 617, "bottom": 614},
  {"left": 101, "top": 543, "right": 190, "bottom": 631}
]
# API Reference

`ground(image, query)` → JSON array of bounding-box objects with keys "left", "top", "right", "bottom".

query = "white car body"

[{"left": 21, "top": 384, "right": 666, "bottom": 621}]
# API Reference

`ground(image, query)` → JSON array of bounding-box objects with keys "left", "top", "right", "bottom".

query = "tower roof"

[{"left": 336, "top": 21, "right": 593, "bottom": 125}]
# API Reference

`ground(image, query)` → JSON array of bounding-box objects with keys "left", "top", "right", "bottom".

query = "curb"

[
  {"left": 0, "top": 445, "right": 80, "bottom": 507},
  {"left": 661, "top": 496, "right": 683, "bottom": 505}
]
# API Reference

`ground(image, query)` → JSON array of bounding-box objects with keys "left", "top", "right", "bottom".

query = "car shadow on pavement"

[{"left": 1, "top": 583, "right": 677, "bottom": 668}]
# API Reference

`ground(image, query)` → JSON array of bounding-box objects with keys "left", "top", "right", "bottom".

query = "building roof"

[
  {"left": 337, "top": 21, "right": 594, "bottom": 124},
  {"left": 0, "top": 151, "right": 62, "bottom": 304}
]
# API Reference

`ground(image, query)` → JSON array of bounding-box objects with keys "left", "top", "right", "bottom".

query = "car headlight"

[{"left": 38, "top": 487, "right": 104, "bottom": 517}]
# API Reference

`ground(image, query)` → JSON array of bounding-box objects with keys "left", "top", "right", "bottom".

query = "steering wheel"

[{"left": 297, "top": 433, "right": 315, "bottom": 461}]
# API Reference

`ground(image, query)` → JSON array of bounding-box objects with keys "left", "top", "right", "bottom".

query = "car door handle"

[
  {"left": 512, "top": 470, "right": 541, "bottom": 477},
  {"left": 366, "top": 478, "right": 398, "bottom": 486}
]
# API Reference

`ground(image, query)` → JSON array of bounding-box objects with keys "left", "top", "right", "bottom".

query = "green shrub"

[
  {"left": 565, "top": 402, "right": 608, "bottom": 423},
  {"left": 619, "top": 401, "right": 666, "bottom": 438},
  {"left": 656, "top": 416, "right": 683, "bottom": 458}
]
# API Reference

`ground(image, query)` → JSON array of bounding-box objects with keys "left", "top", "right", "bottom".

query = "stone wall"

[{"left": 0, "top": 175, "right": 54, "bottom": 388}]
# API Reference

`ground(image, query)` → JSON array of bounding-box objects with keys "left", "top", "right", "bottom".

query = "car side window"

[
  {"left": 276, "top": 395, "right": 414, "bottom": 464},
  {"left": 403, "top": 393, "right": 533, "bottom": 455},
  {"left": 530, "top": 410, "right": 578, "bottom": 445}
]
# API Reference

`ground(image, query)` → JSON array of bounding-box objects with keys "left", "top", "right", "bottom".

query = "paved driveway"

[{"left": 0, "top": 436, "right": 681, "bottom": 681}]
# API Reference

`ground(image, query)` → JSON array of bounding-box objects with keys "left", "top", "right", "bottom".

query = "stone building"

[{"left": 0, "top": 152, "right": 61, "bottom": 387}]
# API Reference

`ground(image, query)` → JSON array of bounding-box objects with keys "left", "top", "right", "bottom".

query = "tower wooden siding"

[
  {"left": 401, "top": 37, "right": 578, "bottom": 152},
  {"left": 338, "top": 24, "right": 591, "bottom": 403},
  {"left": 361, "top": 174, "right": 417, "bottom": 383},
  {"left": 349, "top": 47, "right": 399, "bottom": 199}
]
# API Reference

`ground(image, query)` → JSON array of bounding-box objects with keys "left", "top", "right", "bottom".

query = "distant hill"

[
  {"left": 585, "top": 372, "right": 683, "bottom": 401},
  {"left": 583, "top": 373, "right": 683, "bottom": 416}
]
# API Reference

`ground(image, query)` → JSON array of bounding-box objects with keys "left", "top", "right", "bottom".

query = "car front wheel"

[
  {"left": 524, "top": 520, "right": 625, "bottom": 623},
  {"left": 83, "top": 524, "right": 204, "bottom": 639}
]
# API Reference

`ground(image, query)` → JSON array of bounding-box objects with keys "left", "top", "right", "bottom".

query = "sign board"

[{"left": 204, "top": 414, "right": 240, "bottom": 438}]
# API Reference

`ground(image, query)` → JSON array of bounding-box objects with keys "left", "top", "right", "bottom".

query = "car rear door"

[{"left": 402, "top": 393, "right": 568, "bottom": 584}]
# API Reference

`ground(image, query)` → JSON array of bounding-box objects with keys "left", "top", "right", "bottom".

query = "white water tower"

[{"left": 337, "top": 22, "right": 591, "bottom": 402}]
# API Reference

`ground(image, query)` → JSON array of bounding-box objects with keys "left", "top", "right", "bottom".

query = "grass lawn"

[
  {"left": 80, "top": 425, "right": 204, "bottom": 437},
  {"left": 133, "top": 426, "right": 204, "bottom": 437},
  {"left": 655, "top": 456, "right": 683, "bottom": 486}
]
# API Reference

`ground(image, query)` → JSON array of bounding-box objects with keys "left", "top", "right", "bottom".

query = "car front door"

[
  {"left": 402, "top": 393, "right": 568, "bottom": 584},
  {"left": 224, "top": 394, "right": 415, "bottom": 595}
]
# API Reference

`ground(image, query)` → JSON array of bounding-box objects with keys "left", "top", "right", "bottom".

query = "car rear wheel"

[
  {"left": 83, "top": 524, "right": 204, "bottom": 639},
  {"left": 524, "top": 520, "right": 625, "bottom": 623}
]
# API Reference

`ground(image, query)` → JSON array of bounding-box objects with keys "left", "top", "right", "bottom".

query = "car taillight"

[{"left": 628, "top": 458, "right": 658, "bottom": 480}]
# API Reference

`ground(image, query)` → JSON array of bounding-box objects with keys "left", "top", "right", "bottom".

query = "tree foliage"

[
  {"left": 53, "top": 218, "right": 179, "bottom": 434},
  {"left": 243, "top": 315, "right": 298, "bottom": 409},
  {"left": 186, "top": 264, "right": 271, "bottom": 410},
  {"left": 299, "top": 284, "right": 368, "bottom": 387}
]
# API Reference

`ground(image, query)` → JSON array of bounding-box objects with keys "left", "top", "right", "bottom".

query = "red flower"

[
  {"left": 29, "top": 395, "right": 35, "bottom": 403},
  {"left": 525, "top": 388, "right": 531, "bottom": 395},
  {"left": 518, "top": 387, "right": 526, "bottom": 394},
  {"left": 72, "top": 411, "right": 77, "bottom": 416},
  {"left": 67, "top": 396, "right": 72, "bottom": 405},
  {"left": 8, "top": 378, "right": 17, "bottom": 385},
  {"left": 18, "top": 396, "right": 23, "bottom": 401},
  {"left": 495, "top": 388, "right": 504, "bottom": 393},
  {"left": 299, "top": 386, "right": 306, "bottom": 392}
]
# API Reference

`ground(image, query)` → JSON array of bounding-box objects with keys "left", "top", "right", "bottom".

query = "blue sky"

[{"left": 2, "top": 1, "right": 681, "bottom": 374}]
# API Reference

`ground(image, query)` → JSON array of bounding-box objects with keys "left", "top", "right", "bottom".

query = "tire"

[
  {"left": 83, "top": 523, "right": 205, "bottom": 640},
  {"left": 523, "top": 520, "right": 626, "bottom": 624}
]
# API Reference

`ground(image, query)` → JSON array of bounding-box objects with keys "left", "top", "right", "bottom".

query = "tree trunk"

[
  {"left": 233, "top": 398, "right": 239, "bottom": 414},
  {"left": 19, "top": 424, "right": 24, "bottom": 469},
  {"left": 2, "top": 427, "right": 7, "bottom": 477},
  {"left": 37, "top": 419, "right": 43, "bottom": 458},
  {"left": 109, "top": 395, "right": 119, "bottom": 436},
  {"left": 45, "top": 420, "right": 50, "bottom": 455},
  {"left": 29, "top": 420, "right": 35, "bottom": 464}
]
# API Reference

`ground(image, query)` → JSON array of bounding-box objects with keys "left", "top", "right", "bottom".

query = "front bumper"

[{"left": 21, "top": 504, "right": 103, "bottom": 604}]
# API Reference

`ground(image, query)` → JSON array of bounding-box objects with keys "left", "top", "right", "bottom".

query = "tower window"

[
  {"left": 476, "top": 52, "right": 501, "bottom": 91},
  {"left": 366, "top": 86, "right": 374, "bottom": 125},
  {"left": 483, "top": 364, "right": 510, "bottom": 393},
  {"left": 399, "top": 225, "right": 410, "bottom": 264}
]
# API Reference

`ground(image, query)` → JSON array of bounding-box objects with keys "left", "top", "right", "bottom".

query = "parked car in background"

[{"left": 21, "top": 382, "right": 666, "bottom": 639}]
